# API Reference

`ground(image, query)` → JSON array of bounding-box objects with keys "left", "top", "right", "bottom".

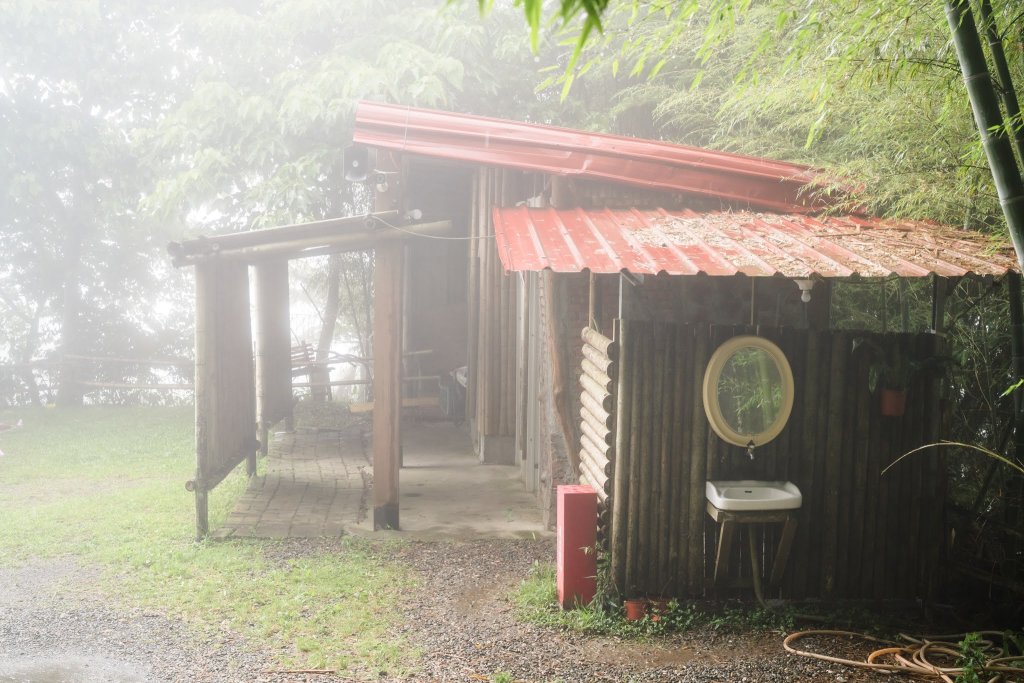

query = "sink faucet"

[{"left": 746, "top": 440, "right": 755, "bottom": 460}]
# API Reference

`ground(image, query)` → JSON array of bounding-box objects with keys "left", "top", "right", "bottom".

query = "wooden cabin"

[{"left": 175, "top": 101, "right": 1020, "bottom": 602}]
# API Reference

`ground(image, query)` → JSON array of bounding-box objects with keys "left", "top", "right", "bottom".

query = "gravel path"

[
  {"left": 391, "top": 539, "right": 892, "bottom": 683},
  {"left": 0, "top": 541, "right": 894, "bottom": 683},
  {"left": 0, "top": 559, "right": 279, "bottom": 683}
]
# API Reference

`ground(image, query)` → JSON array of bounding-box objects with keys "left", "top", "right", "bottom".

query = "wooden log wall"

[
  {"left": 578, "top": 327, "right": 617, "bottom": 541},
  {"left": 468, "top": 168, "right": 518, "bottom": 438},
  {"left": 609, "top": 321, "right": 945, "bottom": 601},
  {"left": 194, "top": 259, "right": 258, "bottom": 537}
]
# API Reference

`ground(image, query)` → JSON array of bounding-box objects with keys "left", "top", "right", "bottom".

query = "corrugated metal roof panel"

[
  {"left": 492, "top": 207, "right": 1018, "bottom": 278},
  {"left": 353, "top": 101, "right": 838, "bottom": 213}
]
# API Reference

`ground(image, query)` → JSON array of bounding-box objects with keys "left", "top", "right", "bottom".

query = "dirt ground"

[{"left": 0, "top": 538, "right": 897, "bottom": 683}]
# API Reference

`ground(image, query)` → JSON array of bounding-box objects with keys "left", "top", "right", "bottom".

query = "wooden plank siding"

[
  {"left": 603, "top": 321, "right": 944, "bottom": 600},
  {"left": 467, "top": 168, "right": 518, "bottom": 440}
]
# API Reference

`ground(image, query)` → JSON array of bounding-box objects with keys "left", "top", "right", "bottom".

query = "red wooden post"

[{"left": 557, "top": 484, "right": 598, "bottom": 608}]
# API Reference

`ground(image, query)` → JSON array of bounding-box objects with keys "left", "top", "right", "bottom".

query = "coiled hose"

[{"left": 783, "top": 630, "right": 1024, "bottom": 682}]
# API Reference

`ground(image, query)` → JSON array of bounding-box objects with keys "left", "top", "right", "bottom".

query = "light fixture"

[{"left": 795, "top": 278, "right": 815, "bottom": 303}]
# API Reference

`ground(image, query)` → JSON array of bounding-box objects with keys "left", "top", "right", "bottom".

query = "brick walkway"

[
  {"left": 214, "top": 421, "right": 549, "bottom": 540},
  {"left": 214, "top": 426, "right": 369, "bottom": 539}
]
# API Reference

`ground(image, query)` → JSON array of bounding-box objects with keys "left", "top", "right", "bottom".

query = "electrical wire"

[{"left": 368, "top": 214, "right": 495, "bottom": 241}]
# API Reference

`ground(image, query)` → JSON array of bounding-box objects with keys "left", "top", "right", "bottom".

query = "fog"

[{"left": 0, "top": 0, "right": 547, "bottom": 407}]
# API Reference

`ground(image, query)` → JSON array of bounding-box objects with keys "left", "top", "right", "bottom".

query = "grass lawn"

[{"left": 0, "top": 405, "right": 412, "bottom": 677}]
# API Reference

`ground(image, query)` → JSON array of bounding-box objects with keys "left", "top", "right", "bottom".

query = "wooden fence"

[
  {"left": 598, "top": 321, "right": 945, "bottom": 600},
  {"left": 0, "top": 355, "right": 194, "bottom": 406}
]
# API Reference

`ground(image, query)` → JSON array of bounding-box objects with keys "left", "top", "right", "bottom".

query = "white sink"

[{"left": 705, "top": 480, "right": 802, "bottom": 511}]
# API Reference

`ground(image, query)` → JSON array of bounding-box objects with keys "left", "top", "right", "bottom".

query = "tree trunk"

[
  {"left": 20, "top": 308, "right": 42, "bottom": 407},
  {"left": 57, "top": 224, "right": 85, "bottom": 407},
  {"left": 313, "top": 254, "right": 342, "bottom": 401}
]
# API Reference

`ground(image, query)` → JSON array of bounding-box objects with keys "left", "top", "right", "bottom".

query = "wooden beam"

[
  {"left": 223, "top": 220, "right": 454, "bottom": 262},
  {"left": 169, "top": 211, "right": 399, "bottom": 261},
  {"left": 170, "top": 218, "right": 453, "bottom": 265}
]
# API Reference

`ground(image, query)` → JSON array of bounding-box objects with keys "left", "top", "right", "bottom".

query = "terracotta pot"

[
  {"left": 880, "top": 388, "right": 907, "bottom": 417},
  {"left": 646, "top": 597, "right": 671, "bottom": 621},
  {"left": 623, "top": 598, "right": 647, "bottom": 621}
]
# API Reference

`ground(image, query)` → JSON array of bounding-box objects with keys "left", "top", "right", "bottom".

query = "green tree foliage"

[
  {"left": 2, "top": 0, "right": 560, "bottom": 405},
  {"left": 0, "top": 1, "right": 192, "bottom": 405},
  {"left": 143, "top": 0, "right": 560, "bottom": 382},
  {"left": 485, "top": 0, "right": 1023, "bottom": 230},
  {"left": 145, "top": 0, "right": 548, "bottom": 232}
]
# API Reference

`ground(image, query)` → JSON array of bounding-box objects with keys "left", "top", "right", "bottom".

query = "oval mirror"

[{"left": 702, "top": 335, "right": 794, "bottom": 448}]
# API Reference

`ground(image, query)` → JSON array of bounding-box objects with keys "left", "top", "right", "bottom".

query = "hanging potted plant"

[
  {"left": 855, "top": 338, "right": 955, "bottom": 418},
  {"left": 871, "top": 352, "right": 912, "bottom": 417}
]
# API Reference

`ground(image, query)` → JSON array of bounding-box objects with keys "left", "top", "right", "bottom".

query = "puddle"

[{"left": 0, "top": 656, "right": 147, "bottom": 683}]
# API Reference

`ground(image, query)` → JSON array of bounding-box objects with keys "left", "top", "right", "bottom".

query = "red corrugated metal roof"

[
  {"left": 492, "top": 207, "right": 1017, "bottom": 278},
  {"left": 353, "top": 101, "right": 838, "bottom": 213}
]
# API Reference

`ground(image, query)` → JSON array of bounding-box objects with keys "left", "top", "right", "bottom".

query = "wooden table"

[{"left": 706, "top": 502, "right": 799, "bottom": 594}]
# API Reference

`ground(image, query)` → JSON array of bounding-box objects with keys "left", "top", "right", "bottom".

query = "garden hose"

[{"left": 783, "top": 629, "right": 1024, "bottom": 682}]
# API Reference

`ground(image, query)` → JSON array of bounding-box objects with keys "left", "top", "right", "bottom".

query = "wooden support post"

[
  {"left": 714, "top": 518, "right": 736, "bottom": 585},
  {"left": 195, "top": 490, "right": 209, "bottom": 538},
  {"left": 770, "top": 516, "right": 799, "bottom": 589},
  {"left": 254, "top": 259, "right": 291, "bottom": 462},
  {"left": 373, "top": 150, "right": 403, "bottom": 531},
  {"left": 373, "top": 240, "right": 403, "bottom": 530}
]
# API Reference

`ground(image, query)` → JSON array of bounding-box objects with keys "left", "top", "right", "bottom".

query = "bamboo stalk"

[
  {"left": 580, "top": 406, "right": 612, "bottom": 437},
  {"left": 945, "top": 0, "right": 1024, "bottom": 268},
  {"left": 579, "top": 374, "right": 613, "bottom": 412},
  {"left": 582, "top": 343, "right": 616, "bottom": 375},
  {"left": 635, "top": 322, "right": 654, "bottom": 595},
  {"left": 686, "top": 327, "right": 709, "bottom": 596},
  {"left": 821, "top": 331, "right": 848, "bottom": 598},
  {"left": 581, "top": 358, "right": 612, "bottom": 392},
  {"left": 580, "top": 454, "right": 610, "bottom": 493},
  {"left": 581, "top": 391, "right": 612, "bottom": 426},
  {"left": 580, "top": 416, "right": 613, "bottom": 448},
  {"left": 579, "top": 433, "right": 611, "bottom": 472},
  {"left": 582, "top": 327, "right": 618, "bottom": 360},
  {"left": 580, "top": 472, "right": 609, "bottom": 502},
  {"left": 625, "top": 322, "right": 643, "bottom": 595},
  {"left": 610, "top": 319, "right": 631, "bottom": 594},
  {"left": 655, "top": 323, "right": 675, "bottom": 594}
]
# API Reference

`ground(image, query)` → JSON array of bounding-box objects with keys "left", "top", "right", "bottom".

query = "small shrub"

[{"left": 513, "top": 561, "right": 794, "bottom": 638}]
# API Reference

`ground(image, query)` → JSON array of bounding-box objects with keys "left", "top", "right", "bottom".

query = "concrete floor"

[{"left": 216, "top": 420, "right": 549, "bottom": 540}]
